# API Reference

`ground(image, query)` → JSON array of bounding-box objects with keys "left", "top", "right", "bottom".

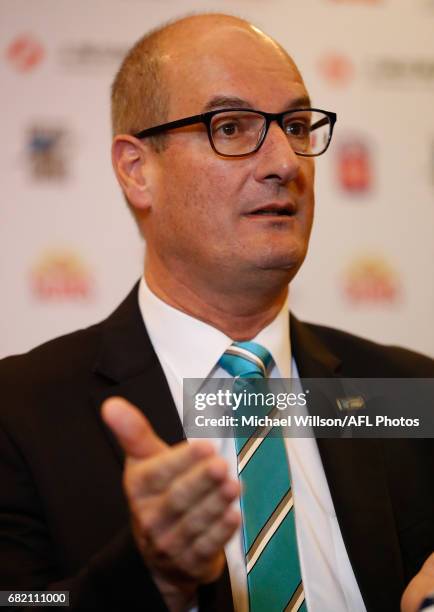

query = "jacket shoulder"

[
  {"left": 301, "top": 320, "right": 434, "bottom": 377},
  {"left": 0, "top": 323, "right": 103, "bottom": 390}
]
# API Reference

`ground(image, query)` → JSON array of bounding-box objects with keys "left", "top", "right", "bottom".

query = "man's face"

[{"left": 144, "top": 25, "right": 315, "bottom": 292}]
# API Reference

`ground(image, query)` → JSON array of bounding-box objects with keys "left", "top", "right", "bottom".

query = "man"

[{"left": 0, "top": 13, "right": 433, "bottom": 612}]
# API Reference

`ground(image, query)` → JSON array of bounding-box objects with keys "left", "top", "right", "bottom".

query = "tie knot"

[{"left": 219, "top": 341, "right": 272, "bottom": 378}]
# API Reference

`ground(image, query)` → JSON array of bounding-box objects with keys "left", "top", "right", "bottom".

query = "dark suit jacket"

[{"left": 0, "top": 283, "right": 433, "bottom": 611}]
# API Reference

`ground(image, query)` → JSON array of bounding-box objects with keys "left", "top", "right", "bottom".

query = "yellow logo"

[
  {"left": 343, "top": 255, "right": 400, "bottom": 304},
  {"left": 30, "top": 251, "right": 93, "bottom": 300}
]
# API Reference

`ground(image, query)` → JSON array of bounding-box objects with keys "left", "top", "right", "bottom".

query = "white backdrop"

[{"left": 1, "top": 0, "right": 433, "bottom": 359}]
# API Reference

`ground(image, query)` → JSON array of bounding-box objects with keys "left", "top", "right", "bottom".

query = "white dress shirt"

[{"left": 138, "top": 277, "right": 366, "bottom": 612}]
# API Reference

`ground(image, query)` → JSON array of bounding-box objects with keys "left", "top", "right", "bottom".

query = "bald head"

[{"left": 111, "top": 13, "right": 302, "bottom": 142}]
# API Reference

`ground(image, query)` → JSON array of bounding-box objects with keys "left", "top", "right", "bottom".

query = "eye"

[
  {"left": 284, "top": 120, "right": 310, "bottom": 138},
  {"left": 214, "top": 120, "right": 241, "bottom": 138}
]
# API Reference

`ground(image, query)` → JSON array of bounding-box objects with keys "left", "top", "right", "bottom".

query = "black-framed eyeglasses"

[{"left": 134, "top": 108, "right": 337, "bottom": 158}]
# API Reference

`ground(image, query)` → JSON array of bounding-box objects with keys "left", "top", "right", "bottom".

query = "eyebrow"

[
  {"left": 203, "top": 96, "right": 251, "bottom": 111},
  {"left": 203, "top": 94, "right": 312, "bottom": 113},
  {"left": 288, "top": 95, "right": 312, "bottom": 109}
]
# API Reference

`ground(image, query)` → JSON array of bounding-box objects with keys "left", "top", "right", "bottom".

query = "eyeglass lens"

[{"left": 210, "top": 110, "right": 331, "bottom": 156}]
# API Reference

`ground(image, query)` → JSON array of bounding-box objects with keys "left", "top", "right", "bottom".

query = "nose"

[{"left": 253, "top": 120, "right": 301, "bottom": 185}]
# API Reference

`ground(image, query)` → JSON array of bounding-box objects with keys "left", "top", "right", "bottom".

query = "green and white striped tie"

[{"left": 220, "top": 341, "right": 306, "bottom": 612}]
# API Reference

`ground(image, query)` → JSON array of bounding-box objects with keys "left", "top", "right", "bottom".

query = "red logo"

[
  {"left": 318, "top": 54, "right": 354, "bottom": 86},
  {"left": 342, "top": 256, "right": 400, "bottom": 305},
  {"left": 6, "top": 35, "right": 44, "bottom": 72},
  {"left": 30, "top": 251, "right": 93, "bottom": 300},
  {"left": 336, "top": 138, "right": 373, "bottom": 194}
]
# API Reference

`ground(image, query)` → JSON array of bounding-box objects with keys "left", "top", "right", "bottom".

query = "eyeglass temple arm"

[{"left": 310, "top": 116, "right": 330, "bottom": 131}]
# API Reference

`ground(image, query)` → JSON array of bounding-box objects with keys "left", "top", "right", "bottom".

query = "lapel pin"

[{"left": 336, "top": 396, "right": 366, "bottom": 412}]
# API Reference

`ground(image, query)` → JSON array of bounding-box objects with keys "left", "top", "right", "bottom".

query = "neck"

[{"left": 144, "top": 256, "right": 288, "bottom": 341}]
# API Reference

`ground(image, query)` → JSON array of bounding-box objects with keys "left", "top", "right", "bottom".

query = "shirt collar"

[{"left": 138, "top": 276, "right": 291, "bottom": 380}]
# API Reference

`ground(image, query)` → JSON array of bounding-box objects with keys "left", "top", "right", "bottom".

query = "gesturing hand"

[{"left": 102, "top": 397, "right": 241, "bottom": 612}]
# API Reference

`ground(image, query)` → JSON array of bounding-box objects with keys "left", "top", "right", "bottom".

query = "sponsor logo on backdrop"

[
  {"left": 342, "top": 255, "right": 401, "bottom": 305},
  {"left": 27, "top": 126, "right": 69, "bottom": 181},
  {"left": 366, "top": 57, "right": 434, "bottom": 87},
  {"left": 58, "top": 43, "right": 127, "bottom": 70},
  {"left": 318, "top": 53, "right": 354, "bottom": 86},
  {"left": 5, "top": 35, "right": 45, "bottom": 72},
  {"left": 30, "top": 251, "right": 93, "bottom": 300},
  {"left": 336, "top": 137, "right": 373, "bottom": 194}
]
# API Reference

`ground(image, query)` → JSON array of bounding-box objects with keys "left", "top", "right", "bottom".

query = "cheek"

[
  {"left": 151, "top": 159, "right": 237, "bottom": 262},
  {"left": 161, "top": 147, "right": 241, "bottom": 229},
  {"left": 297, "top": 158, "right": 315, "bottom": 194},
  {"left": 297, "top": 161, "right": 315, "bottom": 218}
]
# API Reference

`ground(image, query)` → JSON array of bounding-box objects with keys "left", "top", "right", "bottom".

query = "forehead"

[{"left": 161, "top": 25, "right": 308, "bottom": 116}]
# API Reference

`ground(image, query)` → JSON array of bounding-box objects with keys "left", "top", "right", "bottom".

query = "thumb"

[{"left": 101, "top": 396, "right": 167, "bottom": 459}]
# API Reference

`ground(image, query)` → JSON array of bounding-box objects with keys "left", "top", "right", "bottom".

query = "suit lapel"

[
  {"left": 291, "top": 315, "right": 405, "bottom": 611},
  {"left": 91, "top": 282, "right": 185, "bottom": 464}
]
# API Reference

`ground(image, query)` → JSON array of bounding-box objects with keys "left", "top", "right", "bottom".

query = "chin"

[{"left": 255, "top": 243, "right": 307, "bottom": 273}]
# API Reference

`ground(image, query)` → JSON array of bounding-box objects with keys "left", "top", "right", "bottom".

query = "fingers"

[
  {"left": 150, "top": 478, "right": 241, "bottom": 558},
  {"left": 164, "top": 507, "right": 241, "bottom": 584},
  {"left": 163, "top": 454, "right": 229, "bottom": 517},
  {"left": 126, "top": 438, "right": 241, "bottom": 584},
  {"left": 101, "top": 396, "right": 167, "bottom": 459},
  {"left": 125, "top": 439, "right": 217, "bottom": 497},
  {"left": 137, "top": 483, "right": 241, "bottom": 584},
  {"left": 180, "top": 506, "right": 241, "bottom": 571},
  {"left": 127, "top": 446, "right": 238, "bottom": 536}
]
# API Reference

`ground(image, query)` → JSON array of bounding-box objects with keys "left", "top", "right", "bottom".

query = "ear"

[{"left": 111, "top": 135, "right": 156, "bottom": 211}]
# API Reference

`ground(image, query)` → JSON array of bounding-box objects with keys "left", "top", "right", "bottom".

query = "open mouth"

[
  {"left": 249, "top": 209, "right": 294, "bottom": 216},
  {"left": 247, "top": 204, "right": 296, "bottom": 217}
]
